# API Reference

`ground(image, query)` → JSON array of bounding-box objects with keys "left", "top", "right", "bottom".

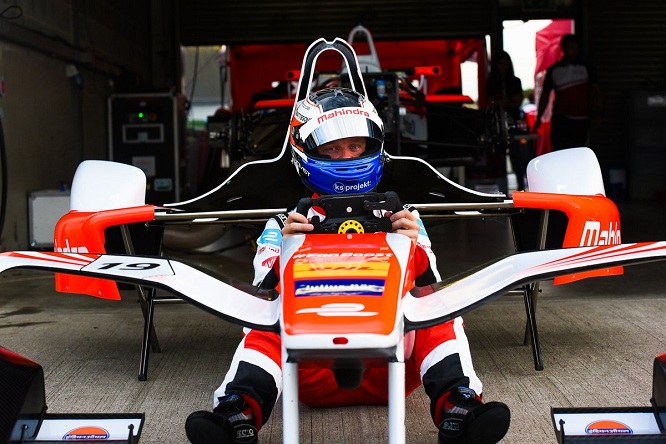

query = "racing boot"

[
  {"left": 185, "top": 394, "right": 258, "bottom": 444},
  {"left": 436, "top": 386, "right": 510, "bottom": 444}
]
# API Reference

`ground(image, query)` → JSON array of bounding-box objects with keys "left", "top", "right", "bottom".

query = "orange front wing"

[{"left": 53, "top": 205, "right": 156, "bottom": 299}]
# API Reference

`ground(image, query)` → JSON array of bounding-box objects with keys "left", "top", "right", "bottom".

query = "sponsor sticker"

[
  {"left": 259, "top": 228, "right": 282, "bottom": 246},
  {"left": 295, "top": 302, "right": 377, "bottom": 317},
  {"left": 585, "top": 420, "right": 633, "bottom": 435},
  {"left": 276, "top": 212, "right": 288, "bottom": 226},
  {"left": 63, "top": 426, "right": 109, "bottom": 440},
  {"left": 82, "top": 255, "right": 173, "bottom": 277},
  {"left": 579, "top": 221, "right": 621, "bottom": 246},
  {"left": 295, "top": 278, "right": 385, "bottom": 297},
  {"left": 295, "top": 160, "right": 310, "bottom": 177},
  {"left": 293, "top": 252, "right": 392, "bottom": 260},
  {"left": 261, "top": 255, "right": 277, "bottom": 268},
  {"left": 333, "top": 180, "right": 373, "bottom": 194},
  {"left": 293, "top": 261, "right": 390, "bottom": 278},
  {"left": 416, "top": 218, "right": 428, "bottom": 237},
  {"left": 55, "top": 238, "right": 89, "bottom": 253},
  {"left": 316, "top": 107, "right": 370, "bottom": 124},
  {"left": 258, "top": 245, "right": 280, "bottom": 256}
]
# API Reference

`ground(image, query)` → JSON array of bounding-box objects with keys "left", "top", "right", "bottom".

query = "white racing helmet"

[{"left": 289, "top": 87, "right": 385, "bottom": 194}]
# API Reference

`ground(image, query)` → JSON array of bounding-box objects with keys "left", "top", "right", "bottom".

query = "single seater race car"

[{"left": 2, "top": 37, "right": 666, "bottom": 444}]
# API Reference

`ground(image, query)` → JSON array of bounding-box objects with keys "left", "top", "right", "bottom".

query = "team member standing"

[{"left": 534, "top": 34, "right": 603, "bottom": 151}]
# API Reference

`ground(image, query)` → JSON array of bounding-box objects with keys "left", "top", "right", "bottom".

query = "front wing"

[
  {"left": 0, "top": 251, "right": 280, "bottom": 332},
  {"left": 405, "top": 241, "right": 666, "bottom": 331},
  {"left": 1, "top": 243, "right": 665, "bottom": 334}
]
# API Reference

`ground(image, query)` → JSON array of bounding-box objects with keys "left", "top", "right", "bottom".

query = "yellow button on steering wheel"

[{"left": 338, "top": 219, "right": 364, "bottom": 234}]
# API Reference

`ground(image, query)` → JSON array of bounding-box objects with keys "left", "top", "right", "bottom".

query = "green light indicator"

[{"left": 138, "top": 112, "right": 144, "bottom": 118}]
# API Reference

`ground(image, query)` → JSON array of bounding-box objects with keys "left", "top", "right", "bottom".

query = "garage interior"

[
  {"left": 1, "top": 1, "right": 666, "bottom": 443},
  {"left": 0, "top": 0, "right": 663, "bottom": 249}
]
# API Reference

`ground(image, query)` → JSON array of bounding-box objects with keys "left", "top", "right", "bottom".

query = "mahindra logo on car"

[
  {"left": 54, "top": 239, "right": 89, "bottom": 253},
  {"left": 579, "top": 221, "right": 621, "bottom": 246}
]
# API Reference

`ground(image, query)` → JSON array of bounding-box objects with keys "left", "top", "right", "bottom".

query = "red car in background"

[{"left": 203, "top": 27, "right": 514, "bottom": 195}]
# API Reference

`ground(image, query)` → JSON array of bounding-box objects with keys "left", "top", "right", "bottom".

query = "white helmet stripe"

[{"left": 299, "top": 106, "right": 384, "bottom": 141}]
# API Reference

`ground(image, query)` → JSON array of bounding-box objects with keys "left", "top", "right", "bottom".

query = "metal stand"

[
  {"left": 282, "top": 346, "right": 407, "bottom": 443},
  {"left": 119, "top": 225, "right": 183, "bottom": 381},
  {"left": 508, "top": 209, "right": 549, "bottom": 371},
  {"left": 137, "top": 293, "right": 183, "bottom": 381},
  {"left": 523, "top": 210, "right": 548, "bottom": 370}
]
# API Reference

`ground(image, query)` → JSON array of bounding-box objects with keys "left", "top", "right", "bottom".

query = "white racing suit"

[{"left": 213, "top": 205, "right": 482, "bottom": 429}]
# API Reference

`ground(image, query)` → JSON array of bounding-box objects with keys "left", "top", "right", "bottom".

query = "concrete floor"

[{"left": 1, "top": 199, "right": 665, "bottom": 443}]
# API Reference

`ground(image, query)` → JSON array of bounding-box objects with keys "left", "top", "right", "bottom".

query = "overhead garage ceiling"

[{"left": 178, "top": 0, "right": 495, "bottom": 46}]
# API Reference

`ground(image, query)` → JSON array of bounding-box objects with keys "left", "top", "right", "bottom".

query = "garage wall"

[
  {"left": 179, "top": 0, "right": 495, "bottom": 45},
  {"left": 586, "top": 0, "right": 666, "bottom": 198},
  {"left": 0, "top": 0, "right": 156, "bottom": 250}
]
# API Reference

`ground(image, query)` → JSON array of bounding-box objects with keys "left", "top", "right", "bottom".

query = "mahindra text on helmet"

[{"left": 317, "top": 107, "right": 371, "bottom": 125}]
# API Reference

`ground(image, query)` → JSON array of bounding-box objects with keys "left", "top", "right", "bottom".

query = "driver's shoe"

[
  {"left": 437, "top": 386, "right": 510, "bottom": 444},
  {"left": 185, "top": 394, "right": 258, "bottom": 444}
]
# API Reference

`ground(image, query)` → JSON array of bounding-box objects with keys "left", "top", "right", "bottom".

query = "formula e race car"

[{"left": 2, "top": 38, "right": 666, "bottom": 444}]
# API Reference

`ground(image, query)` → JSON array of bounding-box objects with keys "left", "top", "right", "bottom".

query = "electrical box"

[
  {"left": 28, "top": 190, "right": 70, "bottom": 249},
  {"left": 108, "top": 92, "right": 180, "bottom": 204}
]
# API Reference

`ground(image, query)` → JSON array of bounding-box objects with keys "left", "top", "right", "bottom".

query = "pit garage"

[{"left": 1, "top": 1, "right": 666, "bottom": 443}]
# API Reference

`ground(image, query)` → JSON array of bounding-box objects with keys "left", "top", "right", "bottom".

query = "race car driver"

[{"left": 185, "top": 87, "right": 511, "bottom": 444}]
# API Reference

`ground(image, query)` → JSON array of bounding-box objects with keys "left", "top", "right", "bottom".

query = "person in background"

[
  {"left": 486, "top": 51, "right": 529, "bottom": 191},
  {"left": 534, "top": 34, "right": 603, "bottom": 151}
]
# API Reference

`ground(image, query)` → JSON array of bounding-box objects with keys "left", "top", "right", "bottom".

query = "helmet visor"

[{"left": 299, "top": 109, "right": 384, "bottom": 154}]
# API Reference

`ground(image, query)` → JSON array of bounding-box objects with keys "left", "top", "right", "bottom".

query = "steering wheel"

[{"left": 295, "top": 191, "right": 403, "bottom": 234}]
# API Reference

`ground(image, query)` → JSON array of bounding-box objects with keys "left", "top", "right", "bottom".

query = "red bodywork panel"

[
  {"left": 513, "top": 192, "right": 623, "bottom": 284},
  {"left": 53, "top": 205, "right": 156, "bottom": 299},
  {"left": 281, "top": 233, "right": 414, "bottom": 338}
]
